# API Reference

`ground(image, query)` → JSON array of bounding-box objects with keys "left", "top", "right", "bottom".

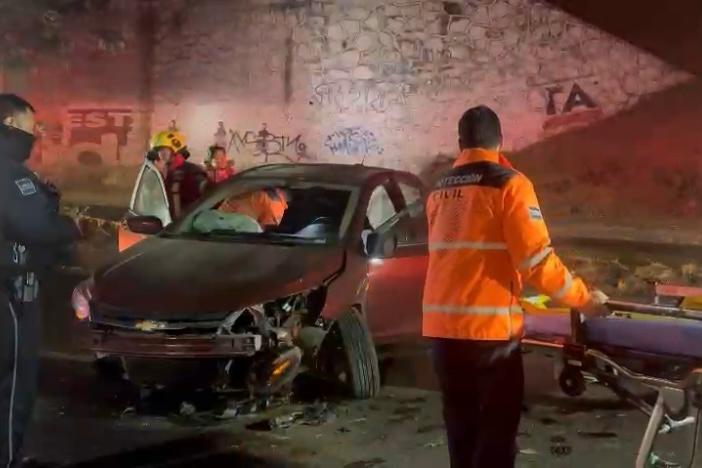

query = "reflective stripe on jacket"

[{"left": 422, "top": 149, "right": 591, "bottom": 341}]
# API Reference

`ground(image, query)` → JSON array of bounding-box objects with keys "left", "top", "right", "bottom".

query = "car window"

[
  {"left": 170, "top": 180, "right": 359, "bottom": 245},
  {"left": 376, "top": 199, "right": 427, "bottom": 247},
  {"left": 133, "top": 165, "right": 170, "bottom": 225},
  {"left": 366, "top": 185, "right": 397, "bottom": 230},
  {"left": 398, "top": 182, "right": 422, "bottom": 207}
]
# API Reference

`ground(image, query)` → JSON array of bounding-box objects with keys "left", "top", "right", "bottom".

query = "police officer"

[{"left": 0, "top": 94, "right": 79, "bottom": 467}]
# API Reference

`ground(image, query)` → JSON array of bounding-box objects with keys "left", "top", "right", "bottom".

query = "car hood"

[{"left": 93, "top": 237, "right": 344, "bottom": 320}]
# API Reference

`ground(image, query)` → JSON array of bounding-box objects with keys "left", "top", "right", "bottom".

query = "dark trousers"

[
  {"left": 431, "top": 338, "right": 524, "bottom": 468},
  {"left": 0, "top": 294, "right": 40, "bottom": 467}
]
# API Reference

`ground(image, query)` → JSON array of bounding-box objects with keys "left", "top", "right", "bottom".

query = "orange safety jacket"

[
  {"left": 219, "top": 189, "right": 288, "bottom": 226},
  {"left": 423, "top": 148, "right": 591, "bottom": 341}
]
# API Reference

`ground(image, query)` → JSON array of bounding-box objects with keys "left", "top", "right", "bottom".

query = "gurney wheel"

[{"left": 559, "top": 366, "right": 586, "bottom": 397}]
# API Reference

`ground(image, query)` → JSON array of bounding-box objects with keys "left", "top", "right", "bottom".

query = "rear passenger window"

[
  {"left": 399, "top": 182, "right": 421, "bottom": 207},
  {"left": 366, "top": 185, "right": 397, "bottom": 230}
]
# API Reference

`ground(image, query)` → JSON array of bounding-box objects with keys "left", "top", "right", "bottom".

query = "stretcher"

[{"left": 522, "top": 284, "right": 702, "bottom": 468}]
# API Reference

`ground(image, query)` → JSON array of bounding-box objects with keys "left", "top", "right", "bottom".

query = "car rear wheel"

[{"left": 332, "top": 308, "right": 381, "bottom": 399}]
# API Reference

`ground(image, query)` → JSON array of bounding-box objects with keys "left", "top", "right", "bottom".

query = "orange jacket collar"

[{"left": 454, "top": 148, "right": 509, "bottom": 167}]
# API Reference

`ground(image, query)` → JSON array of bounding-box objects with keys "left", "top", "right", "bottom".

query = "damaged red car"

[{"left": 72, "top": 163, "right": 428, "bottom": 399}]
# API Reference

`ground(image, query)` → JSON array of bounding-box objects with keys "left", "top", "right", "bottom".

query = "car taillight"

[{"left": 71, "top": 278, "right": 94, "bottom": 321}]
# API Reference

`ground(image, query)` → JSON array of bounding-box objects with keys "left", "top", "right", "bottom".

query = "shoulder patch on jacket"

[
  {"left": 434, "top": 161, "right": 516, "bottom": 190},
  {"left": 528, "top": 206, "right": 543, "bottom": 220},
  {"left": 14, "top": 178, "right": 37, "bottom": 196}
]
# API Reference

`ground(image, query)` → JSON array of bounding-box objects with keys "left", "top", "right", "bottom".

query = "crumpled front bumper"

[{"left": 88, "top": 328, "right": 262, "bottom": 358}]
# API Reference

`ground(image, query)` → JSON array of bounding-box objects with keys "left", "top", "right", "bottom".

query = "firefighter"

[
  {"left": 0, "top": 94, "right": 79, "bottom": 467},
  {"left": 149, "top": 130, "right": 209, "bottom": 218},
  {"left": 205, "top": 145, "right": 236, "bottom": 185},
  {"left": 423, "top": 105, "right": 609, "bottom": 468}
]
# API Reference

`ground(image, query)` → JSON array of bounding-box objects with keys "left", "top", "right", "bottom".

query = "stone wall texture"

[
  {"left": 0, "top": 0, "right": 693, "bottom": 210},
  {"left": 150, "top": 0, "right": 689, "bottom": 175}
]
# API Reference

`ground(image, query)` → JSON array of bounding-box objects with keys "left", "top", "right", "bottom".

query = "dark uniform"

[
  {"left": 0, "top": 123, "right": 78, "bottom": 467},
  {"left": 165, "top": 159, "right": 209, "bottom": 218}
]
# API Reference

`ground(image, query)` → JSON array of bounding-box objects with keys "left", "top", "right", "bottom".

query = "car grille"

[{"left": 91, "top": 304, "right": 223, "bottom": 334}]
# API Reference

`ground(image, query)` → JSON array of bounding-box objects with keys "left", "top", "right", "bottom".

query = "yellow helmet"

[{"left": 149, "top": 130, "right": 187, "bottom": 153}]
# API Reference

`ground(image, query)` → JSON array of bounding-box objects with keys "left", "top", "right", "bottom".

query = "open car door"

[
  {"left": 364, "top": 175, "right": 428, "bottom": 342},
  {"left": 117, "top": 161, "right": 172, "bottom": 251}
]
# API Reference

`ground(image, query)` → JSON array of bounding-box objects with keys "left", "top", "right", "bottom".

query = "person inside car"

[{"left": 218, "top": 187, "right": 288, "bottom": 229}]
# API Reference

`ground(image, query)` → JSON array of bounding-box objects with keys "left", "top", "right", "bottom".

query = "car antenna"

[{"left": 359, "top": 153, "right": 367, "bottom": 166}]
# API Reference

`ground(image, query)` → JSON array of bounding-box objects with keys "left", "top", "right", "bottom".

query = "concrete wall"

[{"left": 151, "top": 0, "right": 689, "bottom": 175}]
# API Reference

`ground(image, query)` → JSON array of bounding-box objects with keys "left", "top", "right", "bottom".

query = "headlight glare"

[{"left": 71, "top": 277, "right": 94, "bottom": 321}]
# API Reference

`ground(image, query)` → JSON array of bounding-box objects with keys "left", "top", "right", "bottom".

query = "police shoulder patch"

[
  {"left": 14, "top": 178, "right": 37, "bottom": 196},
  {"left": 528, "top": 206, "right": 543, "bottom": 220}
]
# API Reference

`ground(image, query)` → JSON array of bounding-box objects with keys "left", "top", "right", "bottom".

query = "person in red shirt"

[{"left": 206, "top": 145, "right": 236, "bottom": 185}]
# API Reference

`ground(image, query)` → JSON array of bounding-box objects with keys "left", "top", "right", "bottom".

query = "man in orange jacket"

[{"left": 423, "top": 105, "right": 608, "bottom": 468}]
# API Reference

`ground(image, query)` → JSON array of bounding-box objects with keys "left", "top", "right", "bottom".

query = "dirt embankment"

[{"left": 421, "top": 79, "right": 702, "bottom": 233}]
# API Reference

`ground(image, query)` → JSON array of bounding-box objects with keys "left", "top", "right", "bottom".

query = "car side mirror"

[
  {"left": 126, "top": 215, "right": 163, "bottom": 235},
  {"left": 365, "top": 232, "right": 397, "bottom": 258}
]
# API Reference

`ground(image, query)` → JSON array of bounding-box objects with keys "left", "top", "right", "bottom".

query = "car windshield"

[{"left": 167, "top": 178, "right": 359, "bottom": 245}]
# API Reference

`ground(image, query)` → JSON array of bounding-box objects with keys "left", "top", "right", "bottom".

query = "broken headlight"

[{"left": 217, "top": 305, "right": 266, "bottom": 336}]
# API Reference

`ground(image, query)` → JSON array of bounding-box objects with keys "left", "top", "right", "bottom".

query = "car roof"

[{"left": 236, "top": 163, "right": 414, "bottom": 186}]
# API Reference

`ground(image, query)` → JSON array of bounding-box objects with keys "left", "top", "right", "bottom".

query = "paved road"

[{"left": 23, "top": 270, "right": 700, "bottom": 467}]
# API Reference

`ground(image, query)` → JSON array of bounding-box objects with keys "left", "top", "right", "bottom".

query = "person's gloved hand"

[{"left": 578, "top": 289, "right": 611, "bottom": 319}]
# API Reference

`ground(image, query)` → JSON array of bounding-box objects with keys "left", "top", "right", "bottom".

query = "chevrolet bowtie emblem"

[{"left": 134, "top": 320, "right": 166, "bottom": 332}]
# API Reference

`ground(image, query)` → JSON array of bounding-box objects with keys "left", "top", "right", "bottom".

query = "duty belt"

[{"left": 9, "top": 244, "right": 39, "bottom": 303}]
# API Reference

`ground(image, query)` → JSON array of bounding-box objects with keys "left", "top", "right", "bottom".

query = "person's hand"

[{"left": 578, "top": 289, "right": 611, "bottom": 319}]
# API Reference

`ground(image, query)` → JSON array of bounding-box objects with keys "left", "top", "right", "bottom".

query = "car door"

[
  {"left": 117, "top": 161, "right": 172, "bottom": 251},
  {"left": 364, "top": 175, "right": 428, "bottom": 342}
]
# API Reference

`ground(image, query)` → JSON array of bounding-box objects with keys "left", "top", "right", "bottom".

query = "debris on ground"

[
  {"left": 245, "top": 401, "right": 337, "bottom": 432},
  {"left": 423, "top": 437, "right": 445, "bottom": 448},
  {"left": 299, "top": 401, "right": 336, "bottom": 426},
  {"left": 549, "top": 433, "right": 574, "bottom": 457},
  {"left": 550, "top": 443, "right": 573, "bottom": 457},
  {"left": 179, "top": 402, "right": 196, "bottom": 417},
  {"left": 246, "top": 413, "right": 303, "bottom": 431},
  {"left": 217, "top": 397, "right": 275, "bottom": 419}
]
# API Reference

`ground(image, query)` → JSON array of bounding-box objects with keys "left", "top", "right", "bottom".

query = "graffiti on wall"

[
  {"left": 67, "top": 108, "right": 134, "bottom": 146},
  {"left": 324, "top": 127, "right": 384, "bottom": 157},
  {"left": 227, "top": 123, "right": 311, "bottom": 163},
  {"left": 30, "top": 106, "right": 139, "bottom": 167},
  {"left": 312, "top": 81, "right": 412, "bottom": 113},
  {"left": 542, "top": 82, "right": 603, "bottom": 132}
]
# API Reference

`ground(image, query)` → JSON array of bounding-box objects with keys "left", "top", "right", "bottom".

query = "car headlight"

[{"left": 71, "top": 277, "right": 94, "bottom": 321}]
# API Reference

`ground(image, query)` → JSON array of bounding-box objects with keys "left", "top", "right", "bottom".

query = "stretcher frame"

[{"left": 523, "top": 284, "right": 702, "bottom": 468}]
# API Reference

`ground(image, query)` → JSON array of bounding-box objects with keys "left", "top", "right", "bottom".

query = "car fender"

[{"left": 319, "top": 251, "right": 368, "bottom": 321}]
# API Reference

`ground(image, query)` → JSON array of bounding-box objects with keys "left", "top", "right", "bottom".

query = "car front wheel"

[{"left": 331, "top": 308, "right": 381, "bottom": 399}]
